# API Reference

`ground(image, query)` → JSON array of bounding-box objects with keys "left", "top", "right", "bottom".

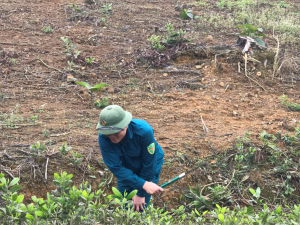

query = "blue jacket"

[{"left": 98, "top": 119, "right": 164, "bottom": 197}]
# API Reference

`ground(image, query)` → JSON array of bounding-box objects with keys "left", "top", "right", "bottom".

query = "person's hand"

[
  {"left": 132, "top": 195, "right": 145, "bottom": 212},
  {"left": 143, "top": 181, "right": 164, "bottom": 195}
]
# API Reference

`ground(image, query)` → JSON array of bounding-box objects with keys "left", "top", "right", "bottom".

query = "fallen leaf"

[
  {"left": 220, "top": 82, "right": 225, "bottom": 87},
  {"left": 241, "top": 174, "right": 249, "bottom": 183},
  {"left": 207, "top": 175, "right": 212, "bottom": 181}
]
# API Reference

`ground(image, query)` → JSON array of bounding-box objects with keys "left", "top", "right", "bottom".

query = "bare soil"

[{"left": 0, "top": 0, "right": 299, "bottom": 208}]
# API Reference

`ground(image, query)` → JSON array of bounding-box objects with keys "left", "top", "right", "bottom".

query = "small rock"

[
  {"left": 220, "top": 82, "right": 225, "bottom": 87},
  {"left": 163, "top": 73, "right": 168, "bottom": 77},
  {"left": 233, "top": 111, "right": 238, "bottom": 116},
  {"left": 67, "top": 75, "right": 77, "bottom": 83},
  {"left": 107, "top": 88, "right": 114, "bottom": 93}
]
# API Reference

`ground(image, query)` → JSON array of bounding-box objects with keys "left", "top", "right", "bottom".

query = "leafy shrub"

[
  {"left": 279, "top": 94, "right": 300, "bottom": 111},
  {"left": 94, "top": 98, "right": 109, "bottom": 109}
]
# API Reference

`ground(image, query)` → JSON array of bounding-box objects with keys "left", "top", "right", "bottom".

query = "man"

[{"left": 97, "top": 105, "right": 164, "bottom": 212}]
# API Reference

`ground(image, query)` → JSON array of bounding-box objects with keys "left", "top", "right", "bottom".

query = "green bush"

[{"left": 1, "top": 171, "right": 300, "bottom": 224}]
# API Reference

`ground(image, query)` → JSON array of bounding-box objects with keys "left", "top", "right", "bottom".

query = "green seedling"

[
  {"left": 180, "top": 8, "right": 194, "bottom": 20},
  {"left": 59, "top": 142, "right": 72, "bottom": 158},
  {"left": 249, "top": 187, "right": 262, "bottom": 205},
  {"left": 67, "top": 61, "right": 80, "bottom": 71},
  {"left": 30, "top": 141, "right": 46, "bottom": 157},
  {"left": 68, "top": 151, "right": 83, "bottom": 166},
  {"left": 85, "top": 57, "right": 95, "bottom": 64},
  {"left": 94, "top": 98, "right": 109, "bottom": 109},
  {"left": 101, "top": 3, "right": 113, "bottom": 15},
  {"left": 76, "top": 81, "right": 109, "bottom": 106},
  {"left": 43, "top": 129, "right": 49, "bottom": 137},
  {"left": 43, "top": 25, "right": 53, "bottom": 33},
  {"left": 236, "top": 24, "right": 266, "bottom": 47},
  {"left": 162, "top": 23, "right": 188, "bottom": 45},
  {"left": 147, "top": 35, "right": 164, "bottom": 51},
  {"left": 279, "top": 94, "right": 300, "bottom": 111},
  {"left": 61, "top": 37, "right": 80, "bottom": 59},
  {"left": 10, "top": 58, "right": 18, "bottom": 65}
]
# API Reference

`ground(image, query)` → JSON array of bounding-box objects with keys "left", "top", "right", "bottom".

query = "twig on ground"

[
  {"left": 36, "top": 57, "right": 63, "bottom": 73},
  {"left": 45, "top": 158, "right": 49, "bottom": 180},
  {"left": 244, "top": 54, "right": 266, "bottom": 91},
  {"left": 200, "top": 182, "right": 224, "bottom": 195},
  {"left": 0, "top": 166, "right": 14, "bottom": 179},
  {"left": 272, "top": 31, "right": 280, "bottom": 79},
  {"left": 147, "top": 81, "right": 153, "bottom": 93},
  {"left": 50, "top": 132, "right": 70, "bottom": 137},
  {"left": 201, "top": 115, "right": 209, "bottom": 133},
  {"left": 158, "top": 70, "right": 201, "bottom": 75},
  {"left": 225, "top": 169, "right": 235, "bottom": 189}
]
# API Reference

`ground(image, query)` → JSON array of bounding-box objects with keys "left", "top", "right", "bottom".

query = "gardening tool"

[{"left": 160, "top": 163, "right": 207, "bottom": 188}]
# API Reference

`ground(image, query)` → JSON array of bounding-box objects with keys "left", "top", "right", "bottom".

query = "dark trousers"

[{"left": 117, "top": 163, "right": 162, "bottom": 208}]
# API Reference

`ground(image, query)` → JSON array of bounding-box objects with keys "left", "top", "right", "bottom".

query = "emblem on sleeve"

[{"left": 147, "top": 143, "right": 155, "bottom": 154}]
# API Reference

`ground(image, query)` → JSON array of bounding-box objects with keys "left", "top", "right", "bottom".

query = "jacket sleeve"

[
  {"left": 136, "top": 128, "right": 158, "bottom": 198},
  {"left": 99, "top": 136, "right": 146, "bottom": 193}
]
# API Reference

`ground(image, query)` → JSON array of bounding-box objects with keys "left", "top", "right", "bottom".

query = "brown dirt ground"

[{"left": 0, "top": 0, "right": 299, "bottom": 208}]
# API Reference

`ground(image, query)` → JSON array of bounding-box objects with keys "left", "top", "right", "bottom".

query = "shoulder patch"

[{"left": 147, "top": 143, "right": 155, "bottom": 154}]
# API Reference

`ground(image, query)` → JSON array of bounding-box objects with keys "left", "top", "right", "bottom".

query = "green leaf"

[
  {"left": 82, "top": 190, "right": 88, "bottom": 199},
  {"left": 254, "top": 38, "right": 266, "bottom": 48},
  {"left": 89, "top": 175, "right": 96, "bottom": 179},
  {"left": 186, "top": 12, "right": 193, "bottom": 19},
  {"left": 9, "top": 178, "right": 20, "bottom": 187},
  {"left": 10, "top": 184, "right": 22, "bottom": 193},
  {"left": 0, "top": 174, "right": 4, "bottom": 178},
  {"left": 255, "top": 187, "right": 261, "bottom": 198},
  {"left": 126, "top": 190, "right": 138, "bottom": 200},
  {"left": 76, "top": 82, "right": 92, "bottom": 89},
  {"left": 112, "top": 187, "right": 123, "bottom": 198},
  {"left": 35, "top": 211, "right": 43, "bottom": 216},
  {"left": 246, "top": 206, "right": 254, "bottom": 215},
  {"left": 26, "top": 214, "right": 34, "bottom": 220},
  {"left": 218, "top": 214, "right": 224, "bottom": 223},
  {"left": 276, "top": 206, "right": 281, "bottom": 214},
  {"left": 107, "top": 194, "right": 120, "bottom": 199},
  {"left": 16, "top": 195, "right": 24, "bottom": 203},
  {"left": 0, "top": 207, "right": 6, "bottom": 214},
  {"left": 12, "top": 193, "right": 18, "bottom": 201},
  {"left": 93, "top": 83, "right": 109, "bottom": 90},
  {"left": 249, "top": 188, "right": 255, "bottom": 195}
]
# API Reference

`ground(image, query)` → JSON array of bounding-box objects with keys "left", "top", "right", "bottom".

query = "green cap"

[{"left": 96, "top": 105, "right": 132, "bottom": 135}]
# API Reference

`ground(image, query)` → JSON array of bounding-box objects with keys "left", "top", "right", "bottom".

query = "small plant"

[
  {"left": 278, "top": 0, "right": 289, "bottom": 8},
  {"left": 76, "top": 81, "right": 109, "bottom": 106},
  {"left": 43, "top": 25, "right": 53, "bottom": 33},
  {"left": 67, "top": 60, "right": 79, "bottom": 71},
  {"left": 147, "top": 35, "right": 164, "bottom": 51},
  {"left": 43, "top": 129, "right": 49, "bottom": 137},
  {"left": 180, "top": 8, "right": 194, "bottom": 20},
  {"left": 249, "top": 187, "right": 262, "bottom": 204},
  {"left": 10, "top": 58, "right": 18, "bottom": 65},
  {"left": 30, "top": 115, "right": 39, "bottom": 122},
  {"left": 61, "top": 37, "right": 80, "bottom": 59},
  {"left": 94, "top": 97, "right": 109, "bottom": 109},
  {"left": 68, "top": 151, "right": 83, "bottom": 166},
  {"left": 279, "top": 94, "right": 300, "bottom": 112},
  {"left": 101, "top": 3, "right": 113, "bottom": 15},
  {"left": 59, "top": 142, "right": 72, "bottom": 158},
  {"left": 85, "top": 57, "right": 95, "bottom": 65},
  {"left": 30, "top": 141, "right": 46, "bottom": 157},
  {"left": 162, "top": 23, "right": 188, "bottom": 45},
  {"left": 236, "top": 24, "right": 266, "bottom": 47}
]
